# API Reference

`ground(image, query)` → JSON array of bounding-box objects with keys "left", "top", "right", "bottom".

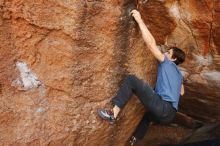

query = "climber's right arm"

[{"left": 131, "top": 10, "right": 164, "bottom": 62}]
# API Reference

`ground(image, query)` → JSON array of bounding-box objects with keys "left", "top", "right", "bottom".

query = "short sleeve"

[{"left": 160, "top": 55, "right": 169, "bottom": 64}]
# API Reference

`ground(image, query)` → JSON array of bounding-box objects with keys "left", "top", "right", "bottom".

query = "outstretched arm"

[{"left": 131, "top": 10, "right": 164, "bottom": 62}]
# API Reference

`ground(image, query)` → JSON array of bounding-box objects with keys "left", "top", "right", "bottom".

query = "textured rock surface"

[
  {"left": 0, "top": 0, "right": 219, "bottom": 146},
  {"left": 165, "top": 0, "right": 220, "bottom": 122}
]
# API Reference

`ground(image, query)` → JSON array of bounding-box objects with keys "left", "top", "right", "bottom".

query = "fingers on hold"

[
  {"left": 131, "top": 9, "right": 136, "bottom": 13},
  {"left": 131, "top": 13, "right": 135, "bottom": 17},
  {"left": 130, "top": 9, "right": 138, "bottom": 17}
]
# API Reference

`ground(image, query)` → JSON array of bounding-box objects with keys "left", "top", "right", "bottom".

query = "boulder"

[{"left": 0, "top": 0, "right": 219, "bottom": 145}]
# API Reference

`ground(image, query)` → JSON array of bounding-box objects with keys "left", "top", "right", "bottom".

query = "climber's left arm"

[{"left": 180, "top": 84, "right": 184, "bottom": 96}]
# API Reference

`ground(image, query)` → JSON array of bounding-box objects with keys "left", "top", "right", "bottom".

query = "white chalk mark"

[
  {"left": 201, "top": 71, "right": 220, "bottom": 84},
  {"left": 36, "top": 107, "right": 45, "bottom": 113},
  {"left": 169, "top": 2, "right": 180, "bottom": 19},
  {"left": 193, "top": 54, "right": 213, "bottom": 66},
  {"left": 14, "top": 61, "right": 41, "bottom": 90}
]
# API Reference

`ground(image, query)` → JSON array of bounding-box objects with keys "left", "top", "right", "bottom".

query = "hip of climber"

[{"left": 97, "top": 10, "right": 186, "bottom": 145}]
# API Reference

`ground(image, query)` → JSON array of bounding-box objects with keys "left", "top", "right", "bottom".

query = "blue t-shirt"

[{"left": 155, "top": 55, "right": 183, "bottom": 110}]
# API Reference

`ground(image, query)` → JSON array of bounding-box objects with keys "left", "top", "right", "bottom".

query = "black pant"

[{"left": 112, "top": 75, "right": 176, "bottom": 140}]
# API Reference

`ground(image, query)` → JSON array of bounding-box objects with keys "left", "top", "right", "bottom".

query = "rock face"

[
  {"left": 0, "top": 0, "right": 219, "bottom": 146},
  {"left": 164, "top": 0, "right": 220, "bottom": 122}
]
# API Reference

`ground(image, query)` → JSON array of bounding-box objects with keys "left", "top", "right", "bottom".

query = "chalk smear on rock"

[{"left": 12, "top": 61, "right": 41, "bottom": 90}]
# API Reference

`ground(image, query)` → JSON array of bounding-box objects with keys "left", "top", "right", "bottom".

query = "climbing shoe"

[
  {"left": 128, "top": 136, "right": 137, "bottom": 146},
  {"left": 97, "top": 108, "right": 116, "bottom": 124}
]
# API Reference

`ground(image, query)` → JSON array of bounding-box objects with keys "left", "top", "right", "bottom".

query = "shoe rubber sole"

[{"left": 97, "top": 109, "right": 115, "bottom": 124}]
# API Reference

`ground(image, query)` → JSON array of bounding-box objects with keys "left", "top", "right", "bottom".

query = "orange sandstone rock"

[{"left": 0, "top": 0, "right": 219, "bottom": 146}]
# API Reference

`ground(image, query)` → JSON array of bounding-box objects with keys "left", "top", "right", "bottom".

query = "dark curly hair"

[{"left": 170, "top": 47, "right": 186, "bottom": 65}]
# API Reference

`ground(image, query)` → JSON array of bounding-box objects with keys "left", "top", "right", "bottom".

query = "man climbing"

[{"left": 97, "top": 9, "right": 186, "bottom": 145}]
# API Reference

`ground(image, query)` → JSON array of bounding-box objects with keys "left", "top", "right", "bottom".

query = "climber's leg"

[
  {"left": 128, "top": 112, "right": 153, "bottom": 145},
  {"left": 133, "top": 112, "right": 153, "bottom": 140},
  {"left": 112, "top": 75, "right": 162, "bottom": 112},
  {"left": 98, "top": 75, "right": 175, "bottom": 124},
  {"left": 98, "top": 74, "right": 157, "bottom": 123}
]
